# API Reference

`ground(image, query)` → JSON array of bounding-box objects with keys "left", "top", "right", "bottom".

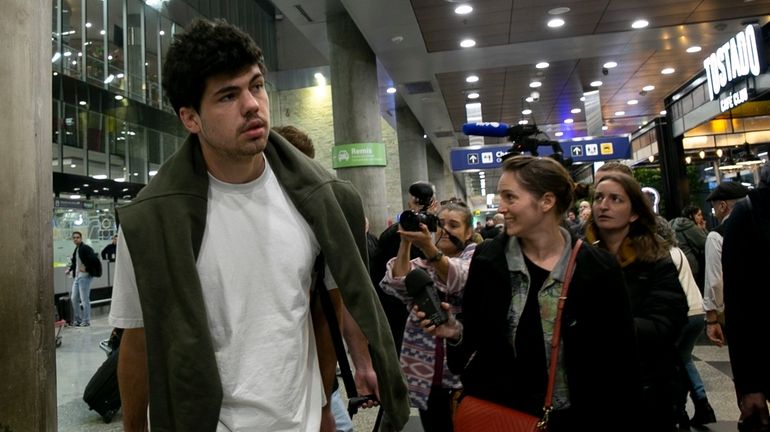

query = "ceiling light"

[
  {"left": 717, "top": 149, "right": 723, "bottom": 157},
  {"left": 699, "top": 150, "right": 706, "bottom": 159},
  {"left": 547, "top": 18, "right": 565, "bottom": 28},
  {"left": 660, "top": 110, "right": 667, "bottom": 115},
  {"left": 525, "top": 96, "right": 534, "bottom": 103},
  {"left": 686, "top": 46, "right": 702, "bottom": 53},
  {"left": 661, "top": 67, "right": 675, "bottom": 75},
  {"left": 78, "top": 100, "right": 87, "bottom": 106},
  {"left": 603, "top": 61, "right": 618, "bottom": 69},
  {"left": 602, "top": 125, "right": 609, "bottom": 131},
  {"left": 648, "top": 155, "right": 655, "bottom": 162},
  {"left": 114, "top": 95, "right": 124, "bottom": 100},
  {"left": 103, "top": 74, "right": 115, "bottom": 84},
  {"left": 627, "top": 99, "right": 638, "bottom": 105},
  {"left": 519, "top": 120, "right": 529, "bottom": 125},
  {"left": 529, "top": 81, "right": 542, "bottom": 88},
  {"left": 522, "top": 108, "right": 532, "bottom": 115},
  {"left": 571, "top": 108, "right": 581, "bottom": 114},
  {"left": 69, "top": 194, "right": 81, "bottom": 199},
  {"left": 386, "top": 87, "right": 396, "bottom": 94},
  {"left": 615, "top": 111, "right": 625, "bottom": 116},
  {"left": 685, "top": 156, "right": 692, "bottom": 164},
  {"left": 99, "top": 29, "right": 106, "bottom": 35},
  {"left": 466, "top": 75, "right": 479, "bottom": 83},
  {"left": 535, "top": 62, "right": 550, "bottom": 69},
  {"left": 455, "top": 4, "right": 473, "bottom": 14},
  {"left": 564, "top": 118, "right": 574, "bottom": 124},
  {"left": 642, "top": 85, "right": 655, "bottom": 92},
  {"left": 590, "top": 80, "right": 603, "bottom": 87},
  {"left": 460, "top": 38, "right": 476, "bottom": 48},
  {"left": 52, "top": 52, "right": 61, "bottom": 63},
  {"left": 580, "top": 96, "right": 585, "bottom": 101},
  {"left": 391, "top": 35, "right": 404, "bottom": 44},
  {"left": 554, "top": 131, "right": 564, "bottom": 137},
  {"left": 548, "top": 7, "right": 570, "bottom": 15},
  {"left": 467, "top": 92, "right": 479, "bottom": 99},
  {"left": 631, "top": 19, "right": 649, "bottom": 29}
]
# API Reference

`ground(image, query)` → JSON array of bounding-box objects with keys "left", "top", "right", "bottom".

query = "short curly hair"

[{"left": 161, "top": 18, "right": 266, "bottom": 115}]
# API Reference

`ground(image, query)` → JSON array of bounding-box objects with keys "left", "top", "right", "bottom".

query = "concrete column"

[
  {"left": 395, "top": 95, "right": 429, "bottom": 209},
  {"left": 327, "top": 12, "right": 389, "bottom": 234},
  {"left": 0, "top": 1, "right": 56, "bottom": 431}
]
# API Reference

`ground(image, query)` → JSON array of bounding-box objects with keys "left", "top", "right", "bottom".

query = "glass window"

[
  {"left": 53, "top": 100, "right": 63, "bottom": 172},
  {"left": 61, "top": 0, "right": 84, "bottom": 79},
  {"left": 126, "top": 0, "right": 145, "bottom": 102},
  {"left": 53, "top": 0, "right": 63, "bottom": 75},
  {"left": 144, "top": 5, "right": 160, "bottom": 108},
  {"left": 87, "top": 112, "right": 108, "bottom": 179},
  {"left": 159, "top": 16, "right": 176, "bottom": 113},
  {"left": 107, "top": 0, "right": 126, "bottom": 94},
  {"left": 127, "top": 122, "right": 148, "bottom": 183},
  {"left": 109, "top": 118, "right": 127, "bottom": 181},
  {"left": 84, "top": 0, "right": 106, "bottom": 86}
]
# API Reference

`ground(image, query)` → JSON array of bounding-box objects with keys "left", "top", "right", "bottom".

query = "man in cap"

[{"left": 702, "top": 182, "right": 749, "bottom": 350}]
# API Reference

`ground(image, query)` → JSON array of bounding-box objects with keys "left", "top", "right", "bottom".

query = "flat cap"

[{"left": 706, "top": 182, "right": 749, "bottom": 202}]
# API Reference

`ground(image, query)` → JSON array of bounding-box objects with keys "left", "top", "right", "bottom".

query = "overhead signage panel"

[
  {"left": 449, "top": 136, "right": 631, "bottom": 172},
  {"left": 703, "top": 24, "right": 766, "bottom": 101}
]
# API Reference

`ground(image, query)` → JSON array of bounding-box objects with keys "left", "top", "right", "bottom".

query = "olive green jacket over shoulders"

[{"left": 117, "top": 131, "right": 410, "bottom": 431}]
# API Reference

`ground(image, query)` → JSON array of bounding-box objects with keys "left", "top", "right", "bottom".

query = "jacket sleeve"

[{"left": 633, "top": 257, "right": 689, "bottom": 347}]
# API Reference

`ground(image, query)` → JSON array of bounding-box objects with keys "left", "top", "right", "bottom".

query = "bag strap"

[
  {"left": 314, "top": 256, "right": 359, "bottom": 406},
  {"left": 540, "top": 239, "right": 582, "bottom": 427}
]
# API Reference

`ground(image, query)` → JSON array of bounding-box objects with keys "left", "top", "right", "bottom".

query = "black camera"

[
  {"left": 399, "top": 181, "right": 439, "bottom": 232},
  {"left": 399, "top": 210, "right": 439, "bottom": 232}
]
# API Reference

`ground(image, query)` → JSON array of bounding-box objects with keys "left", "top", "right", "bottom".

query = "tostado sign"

[{"left": 703, "top": 24, "right": 767, "bottom": 101}]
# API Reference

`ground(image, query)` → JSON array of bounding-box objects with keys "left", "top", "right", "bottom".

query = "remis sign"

[
  {"left": 703, "top": 24, "right": 766, "bottom": 101},
  {"left": 332, "top": 143, "right": 387, "bottom": 169}
]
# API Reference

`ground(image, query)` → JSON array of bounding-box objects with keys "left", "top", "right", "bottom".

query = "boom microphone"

[
  {"left": 405, "top": 268, "right": 448, "bottom": 326},
  {"left": 462, "top": 122, "right": 511, "bottom": 137}
]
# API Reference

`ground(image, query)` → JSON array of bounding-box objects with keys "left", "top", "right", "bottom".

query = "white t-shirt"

[{"left": 109, "top": 156, "right": 335, "bottom": 431}]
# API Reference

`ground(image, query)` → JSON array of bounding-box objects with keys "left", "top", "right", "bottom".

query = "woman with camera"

[{"left": 380, "top": 200, "right": 476, "bottom": 432}]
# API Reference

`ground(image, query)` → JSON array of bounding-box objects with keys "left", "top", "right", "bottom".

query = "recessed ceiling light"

[
  {"left": 391, "top": 35, "right": 404, "bottom": 44},
  {"left": 114, "top": 95, "right": 124, "bottom": 100},
  {"left": 661, "top": 67, "right": 675, "bottom": 75},
  {"left": 518, "top": 120, "right": 529, "bottom": 125},
  {"left": 642, "top": 85, "right": 655, "bottom": 92},
  {"left": 602, "top": 125, "right": 609, "bottom": 131},
  {"left": 564, "top": 118, "right": 574, "bottom": 124},
  {"left": 590, "top": 80, "right": 603, "bottom": 87},
  {"left": 535, "top": 61, "right": 550, "bottom": 69},
  {"left": 627, "top": 99, "right": 638, "bottom": 105},
  {"left": 555, "top": 131, "right": 564, "bottom": 137},
  {"left": 466, "top": 75, "right": 479, "bottom": 83},
  {"left": 467, "top": 92, "right": 479, "bottom": 99},
  {"left": 386, "top": 87, "right": 397, "bottom": 94},
  {"left": 548, "top": 7, "right": 570, "bottom": 15},
  {"left": 460, "top": 39, "right": 476, "bottom": 48},
  {"left": 455, "top": 4, "right": 473, "bottom": 14},
  {"left": 603, "top": 61, "right": 618, "bottom": 69},
  {"left": 522, "top": 109, "right": 532, "bottom": 115},
  {"left": 571, "top": 108, "right": 581, "bottom": 114},
  {"left": 79, "top": 100, "right": 87, "bottom": 106},
  {"left": 615, "top": 111, "right": 625, "bottom": 116},
  {"left": 686, "top": 46, "right": 702, "bottom": 53},
  {"left": 525, "top": 96, "right": 534, "bottom": 103},
  {"left": 547, "top": 18, "right": 565, "bottom": 28},
  {"left": 631, "top": 19, "right": 649, "bottom": 29},
  {"left": 529, "top": 81, "right": 542, "bottom": 88},
  {"left": 660, "top": 110, "right": 667, "bottom": 115},
  {"left": 580, "top": 96, "right": 586, "bottom": 101}
]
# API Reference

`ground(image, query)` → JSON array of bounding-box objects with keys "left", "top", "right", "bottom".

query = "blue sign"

[{"left": 449, "top": 136, "right": 631, "bottom": 172}]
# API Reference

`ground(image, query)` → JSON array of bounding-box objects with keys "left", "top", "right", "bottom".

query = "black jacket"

[
  {"left": 448, "top": 234, "right": 643, "bottom": 431},
  {"left": 724, "top": 188, "right": 770, "bottom": 395},
  {"left": 69, "top": 243, "right": 98, "bottom": 275}
]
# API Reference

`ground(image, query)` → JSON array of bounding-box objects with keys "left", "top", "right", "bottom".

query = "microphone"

[
  {"left": 405, "top": 268, "right": 448, "bottom": 326},
  {"left": 462, "top": 122, "right": 511, "bottom": 137}
]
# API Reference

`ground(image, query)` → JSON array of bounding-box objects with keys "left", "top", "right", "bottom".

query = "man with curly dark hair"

[{"left": 109, "top": 19, "right": 409, "bottom": 432}]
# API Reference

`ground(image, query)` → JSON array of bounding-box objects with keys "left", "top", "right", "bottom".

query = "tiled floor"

[{"left": 56, "top": 308, "right": 740, "bottom": 431}]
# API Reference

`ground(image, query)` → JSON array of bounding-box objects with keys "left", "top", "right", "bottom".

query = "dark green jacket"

[{"left": 118, "top": 131, "right": 410, "bottom": 431}]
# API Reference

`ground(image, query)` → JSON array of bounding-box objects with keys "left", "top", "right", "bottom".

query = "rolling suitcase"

[{"left": 83, "top": 346, "right": 121, "bottom": 422}]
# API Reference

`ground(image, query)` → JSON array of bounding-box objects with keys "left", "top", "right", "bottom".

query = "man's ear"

[{"left": 179, "top": 106, "right": 202, "bottom": 134}]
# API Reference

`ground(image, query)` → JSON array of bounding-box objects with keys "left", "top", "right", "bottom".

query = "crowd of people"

[{"left": 100, "top": 17, "right": 768, "bottom": 432}]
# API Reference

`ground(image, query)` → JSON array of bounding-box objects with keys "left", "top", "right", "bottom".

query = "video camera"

[
  {"left": 461, "top": 122, "right": 572, "bottom": 167},
  {"left": 399, "top": 182, "right": 439, "bottom": 232}
]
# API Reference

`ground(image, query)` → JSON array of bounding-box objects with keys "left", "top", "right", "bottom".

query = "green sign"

[{"left": 332, "top": 143, "right": 387, "bottom": 169}]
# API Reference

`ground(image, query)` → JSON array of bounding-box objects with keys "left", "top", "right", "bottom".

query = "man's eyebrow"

[{"left": 212, "top": 72, "right": 264, "bottom": 97}]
